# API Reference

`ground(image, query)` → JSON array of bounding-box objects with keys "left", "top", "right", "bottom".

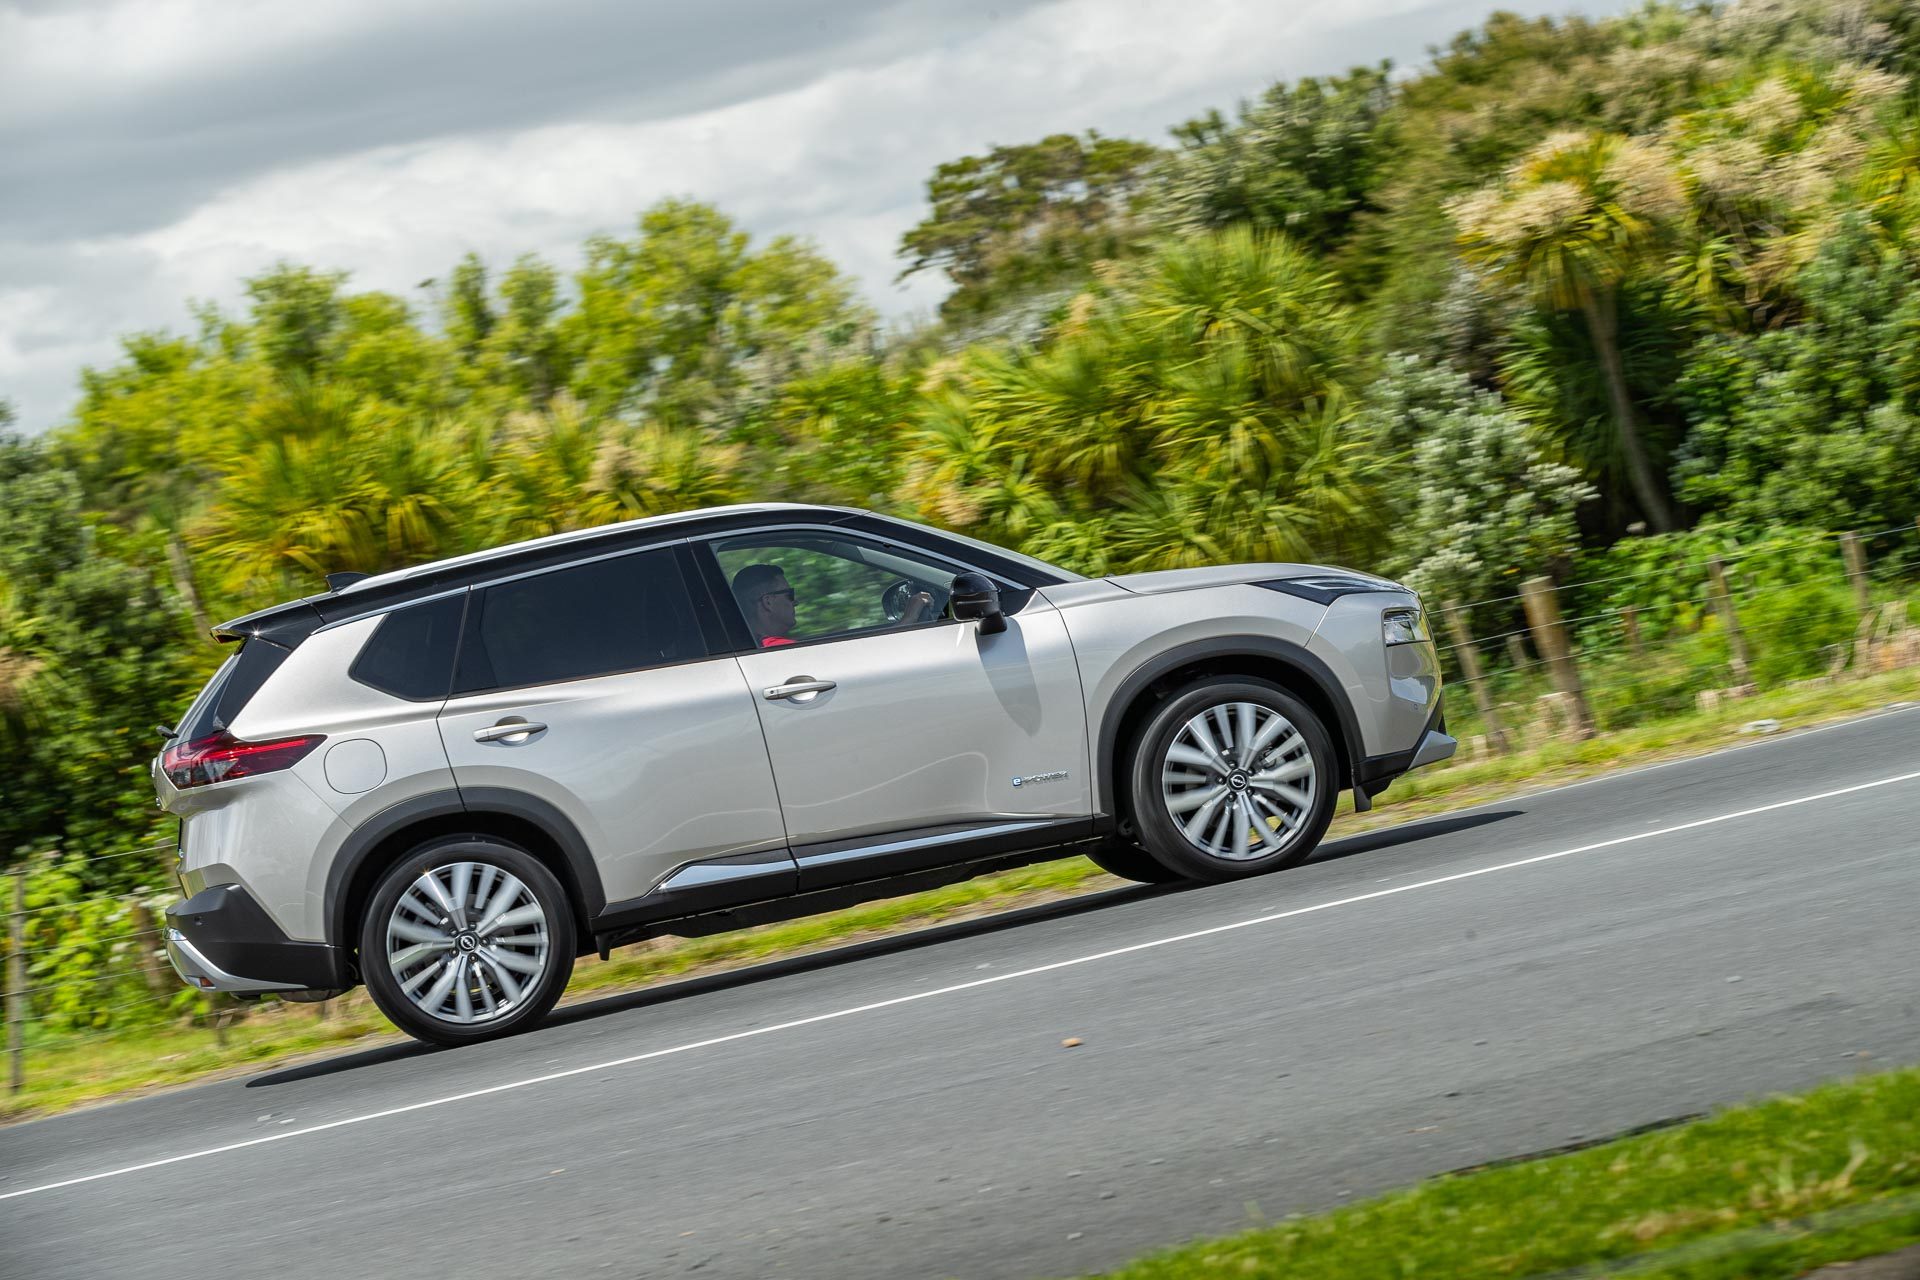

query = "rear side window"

[
  {"left": 453, "top": 549, "right": 706, "bottom": 694},
  {"left": 350, "top": 594, "right": 465, "bottom": 700},
  {"left": 176, "top": 639, "right": 293, "bottom": 741}
]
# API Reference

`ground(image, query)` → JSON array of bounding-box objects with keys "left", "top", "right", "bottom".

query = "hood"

[{"left": 1105, "top": 564, "right": 1405, "bottom": 596}]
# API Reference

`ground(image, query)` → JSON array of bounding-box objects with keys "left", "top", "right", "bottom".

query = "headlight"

[{"left": 1382, "top": 607, "right": 1430, "bottom": 646}]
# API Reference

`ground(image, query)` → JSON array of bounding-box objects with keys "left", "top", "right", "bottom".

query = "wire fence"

[
  {"left": 4, "top": 519, "right": 1919, "bottom": 1097},
  {"left": 1434, "top": 521, "right": 1919, "bottom": 755}
]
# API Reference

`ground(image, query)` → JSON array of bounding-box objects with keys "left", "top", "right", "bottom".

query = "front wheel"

[
  {"left": 1128, "top": 679, "right": 1338, "bottom": 882},
  {"left": 359, "top": 837, "right": 576, "bottom": 1046}
]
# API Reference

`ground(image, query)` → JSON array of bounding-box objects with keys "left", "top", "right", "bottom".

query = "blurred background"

[{"left": 3, "top": 0, "right": 1919, "bottom": 1109}]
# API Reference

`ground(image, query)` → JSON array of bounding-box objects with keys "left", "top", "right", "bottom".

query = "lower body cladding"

[
  {"left": 164, "top": 883, "right": 352, "bottom": 1001},
  {"left": 590, "top": 817, "right": 1100, "bottom": 956}
]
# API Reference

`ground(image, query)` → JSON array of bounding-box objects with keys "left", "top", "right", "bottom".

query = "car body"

[{"left": 152, "top": 503, "right": 1453, "bottom": 1043}]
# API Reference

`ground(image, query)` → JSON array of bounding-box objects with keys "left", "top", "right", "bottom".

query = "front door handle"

[
  {"left": 762, "top": 678, "right": 836, "bottom": 703},
  {"left": 473, "top": 719, "right": 546, "bottom": 743}
]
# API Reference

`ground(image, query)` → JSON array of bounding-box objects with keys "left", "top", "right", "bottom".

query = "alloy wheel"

[
  {"left": 1159, "top": 700, "right": 1317, "bottom": 861},
  {"left": 385, "top": 861, "right": 551, "bottom": 1026}
]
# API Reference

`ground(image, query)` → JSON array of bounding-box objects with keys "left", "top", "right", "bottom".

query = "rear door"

[
  {"left": 435, "top": 545, "right": 791, "bottom": 910},
  {"left": 695, "top": 526, "right": 1090, "bottom": 885}
]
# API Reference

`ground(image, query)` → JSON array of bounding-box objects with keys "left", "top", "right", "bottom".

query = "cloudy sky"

[{"left": 1, "top": 0, "right": 1626, "bottom": 434}]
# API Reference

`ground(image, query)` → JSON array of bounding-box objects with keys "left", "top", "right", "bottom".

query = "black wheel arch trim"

[
  {"left": 1094, "top": 635, "right": 1365, "bottom": 813},
  {"left": 323, "top": 788, "right": 606, "bottom": 952}
]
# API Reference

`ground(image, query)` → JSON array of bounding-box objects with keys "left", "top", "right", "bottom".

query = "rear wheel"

[
  {"left": 1128, "top": 679, "right": 1337, "bottom": 882},
  {"left": 358, "top": 836, "right": 575, "bottom": 1046}
]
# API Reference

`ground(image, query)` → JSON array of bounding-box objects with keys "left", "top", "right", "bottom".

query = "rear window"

[
  {"left": 453, "top": 549, "right": 705, "bottom": 694},
  {"left": 350, "top": 593, "right": 465, "bottom": 701},
  {"left": 175, "top": 639, "right": 293, "bottom": 742}
]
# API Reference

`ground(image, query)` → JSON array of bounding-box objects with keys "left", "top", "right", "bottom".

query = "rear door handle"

[
  {"left": 473, "top": 719, "right": 546, "bottom": 743},
  {"left": 762, "top": 678, "right": 836, "bottom": 703}
]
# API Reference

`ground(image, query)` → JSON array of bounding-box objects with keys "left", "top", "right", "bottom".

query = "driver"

[
  {"left": 730, "top": 562, "right": 938, "bottom": 648},
  {"left": 731, "top": 563, "right": 799, "bottom": 647}
]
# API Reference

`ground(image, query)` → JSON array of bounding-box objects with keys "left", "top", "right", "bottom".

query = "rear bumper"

[{"left": 165, "top": 884, "right": 353, "bottom": 995}]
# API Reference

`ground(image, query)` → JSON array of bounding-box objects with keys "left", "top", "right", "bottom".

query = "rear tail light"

[{"left": 160, "top": 730, "right": 325, "bottom": 789}]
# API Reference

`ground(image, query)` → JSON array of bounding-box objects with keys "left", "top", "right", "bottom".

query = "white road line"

[
  {"left": 1412, "top": 701, "right": 1920, "bottom": 818},
  {"left": 5, "top": 765, "right": 1919, "bottom": 1204}
]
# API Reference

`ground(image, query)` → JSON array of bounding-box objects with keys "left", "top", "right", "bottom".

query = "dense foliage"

[{"left": 7, "top": 0, "right": 1920, "bottom": 880}]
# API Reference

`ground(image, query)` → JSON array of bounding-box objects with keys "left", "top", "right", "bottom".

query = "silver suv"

[{"left": 153, "top": 505, "right": 1453, "bottom": 1044}]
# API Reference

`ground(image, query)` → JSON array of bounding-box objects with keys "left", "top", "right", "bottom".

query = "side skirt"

[{"left": 590, "top": 817, "right": 1098, "bottom": 956}]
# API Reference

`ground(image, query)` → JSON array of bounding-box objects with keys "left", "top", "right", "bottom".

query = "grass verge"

[
  {"left": 4, "top": 667, "right": 1916, "bottom": 1125},
  {"left": 1089, "top": 1065, "right": 1920, "bottom": 1280}
]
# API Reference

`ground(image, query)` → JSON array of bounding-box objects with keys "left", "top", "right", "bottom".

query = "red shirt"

[{"left": 761, "top": 636, "right": 796, "bottom": 647}]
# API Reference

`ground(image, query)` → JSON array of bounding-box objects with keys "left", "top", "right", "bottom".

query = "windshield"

[{"left": 862, "top": 513, "right": 1085, "bottom": 583}]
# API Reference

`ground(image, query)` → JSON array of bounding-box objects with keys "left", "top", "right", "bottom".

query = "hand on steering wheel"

[
  {"left": 901, "top": 590, "right": 935, "bottom": 624},
  {"left": 882, "top": 579, "right": 941, "bottom": 624}
]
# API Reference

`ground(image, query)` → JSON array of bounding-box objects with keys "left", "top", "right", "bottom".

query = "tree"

[
  {"left": 0, "top": 436, "right": 190, "bottom": 862},
  {"left": 1674, "top": 215, "right": 1920, "bottom": 534},
  {"left": 899, "top": 227, "right": 1379, "bottom": 571},
  {"left": 897, "top": 131, "right": 1161, "bottom": 317},
  {"left": 244, "top": 264, "right": 349, "bottom": 377},
  {"left": 1668, "top": 62, "right": 1902, "bottom": 329},
  {"left": 1158, "top": 64, "right": 1395, "bottom": 252},
  {"left": 1451, "top": 130, "right": 1685, "bottom": 531},
  {"left": 566, "top": 200, "right": 869, "bottom": 427},
  {"left": 1359, "top": 356, "right": 1593, "bottom": 615}
]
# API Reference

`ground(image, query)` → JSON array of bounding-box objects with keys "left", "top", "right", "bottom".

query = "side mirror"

[{"left": 949, "top": 571, "right": 1007, "bottom": 635}]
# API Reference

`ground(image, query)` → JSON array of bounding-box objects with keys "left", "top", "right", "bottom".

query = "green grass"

[
  {"left": 1088, "top": 1066, "right": 1920, "bottom": 1279},
  {"left": 4, "top": 666, "right": 1916, "bottom": 1125}
]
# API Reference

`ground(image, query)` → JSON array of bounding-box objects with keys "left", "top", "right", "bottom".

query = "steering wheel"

[{"left": 881, "top": 579, "right": 947, "bottom": 624}]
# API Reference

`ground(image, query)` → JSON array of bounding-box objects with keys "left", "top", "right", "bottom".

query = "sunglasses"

[{"left": 762, "top": 587, "right": 797, "bottom": 603}]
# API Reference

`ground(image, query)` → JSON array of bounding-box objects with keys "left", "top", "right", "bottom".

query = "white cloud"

[{"left": 1, "top": 0, "right": 1631, "bottom": 432}]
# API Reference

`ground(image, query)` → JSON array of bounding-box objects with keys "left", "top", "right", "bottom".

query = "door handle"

[
  {"left": 473, "top": 719, "right": 546, "bottom": 743},
  {"left": 762, "top": 678, "right": 836, "bottom": 703}
]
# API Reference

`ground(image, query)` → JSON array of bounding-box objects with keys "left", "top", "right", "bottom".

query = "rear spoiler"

[
  {"left": 210, "top": 597, "right": 329, "bottom": 646},
  {"left": 210, "top": 567, "right": 377, "bottom": 644}
]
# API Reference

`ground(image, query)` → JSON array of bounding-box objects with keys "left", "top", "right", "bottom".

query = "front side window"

[
  {"left": 709, "top": 531, "right": 977, "bottom": 649},
  {"left": 453, "top": 548, "right": 706, "bottom": 693}
]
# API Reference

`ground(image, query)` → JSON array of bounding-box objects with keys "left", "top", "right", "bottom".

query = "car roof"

[
  {"left": 212, "top": 502, "right": 864, "bottom": 641},
  {"left": 211, "top": 502, "right": 1073, "bottom": 645},
  {"left": 333, "top": 502, "right": 857, "bottom": 597}
]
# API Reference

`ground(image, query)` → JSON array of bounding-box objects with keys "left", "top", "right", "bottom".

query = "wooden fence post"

[
  {"left": 1841, "top": 531, "right": 1872, "bottom": 620},
  {"left": 1621, "top": 605, "right": 1643, "bottom": 658},
  {"left": 1443, "top": 603, "right": 1509, "bottom": 753},
  {"left": 1705, "top": 557, "right": 1752, "bottom": 686},
  {"left": 7, "top": 868, "right": 26, "bottom": 1095},
  {"left": 128, "top": 902, "right": 173, "bottom": 998},
  {"left": 1518, "top": 577, "right": 1593, "bottom": 738},
  {"left": 1503, "top": 632, "right": 1530, "bottom": 672}
]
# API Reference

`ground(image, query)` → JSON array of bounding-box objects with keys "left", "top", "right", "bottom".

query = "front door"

[
  {"left": 436, "top": 546, "right": 790, "bottom": 910},
  {"left": 698, "top": 528, "right": 1090, "bottom": 885}
]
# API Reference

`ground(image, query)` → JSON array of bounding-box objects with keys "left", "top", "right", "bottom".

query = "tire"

[
  {"left": 1084, "top": 834, "right": 1189, "bottom": 884},
  {"left": 1128, "top": 679, "right": 1338, "bottom": 883},
  {"left": 358, "top": 836, "right": 576, "bottom": 1046}
]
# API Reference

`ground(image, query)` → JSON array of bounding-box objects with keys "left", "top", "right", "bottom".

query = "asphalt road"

[{"left": 4, "top": 706, "right": 1919, "bottom": 1280}]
